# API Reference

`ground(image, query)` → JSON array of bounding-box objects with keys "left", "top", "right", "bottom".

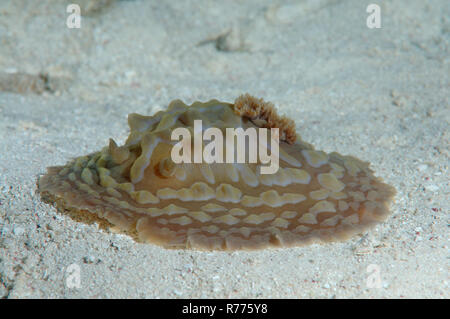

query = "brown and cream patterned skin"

[{"left": 38, "top": 94, "right": 396, "bottom": 250}]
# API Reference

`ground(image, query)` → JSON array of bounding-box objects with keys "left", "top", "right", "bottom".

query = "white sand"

[{"left": 0, "top": 0, "right": 448, "bottom": 298}]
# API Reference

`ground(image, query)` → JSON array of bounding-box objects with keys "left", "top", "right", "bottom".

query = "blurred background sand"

[{"left": 0, "top": 0, "right": 448, "bottom": 298}]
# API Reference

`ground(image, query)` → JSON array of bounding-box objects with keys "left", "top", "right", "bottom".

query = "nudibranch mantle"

[{"left": 38, "top": 94, "right": 396, "bottom": 250}]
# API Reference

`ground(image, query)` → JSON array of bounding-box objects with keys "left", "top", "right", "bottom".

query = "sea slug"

[{"left": 38, "top": 94, "right": 396, "bottom": 250}]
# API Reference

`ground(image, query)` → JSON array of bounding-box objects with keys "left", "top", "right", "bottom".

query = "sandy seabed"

[{"left": 0, "top": 0, "right": 448, "bottom": 298}]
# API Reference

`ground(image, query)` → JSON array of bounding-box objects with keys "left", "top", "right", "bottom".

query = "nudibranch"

[{"left": 38, "top": 94, "right": 396, "bottom": 250}]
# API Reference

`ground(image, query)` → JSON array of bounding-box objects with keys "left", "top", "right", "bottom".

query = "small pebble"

[
  {"left": 425, "top": 185, "right": 439, "bottom": 192},
  {"left": 173, "top": 289, "right": 182, "bottom": 296},
  {"left": 183, "top": 263, "right": 193, "bottom": 272},
  {"left": 83, "top": 255, "right": 100, "bottom": 264},
  {"left": 13, "top": 226, "right": 25, "bottom": 236},
  {"left": 417, "top": 164, "right": 428, "bottom": 172}
]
